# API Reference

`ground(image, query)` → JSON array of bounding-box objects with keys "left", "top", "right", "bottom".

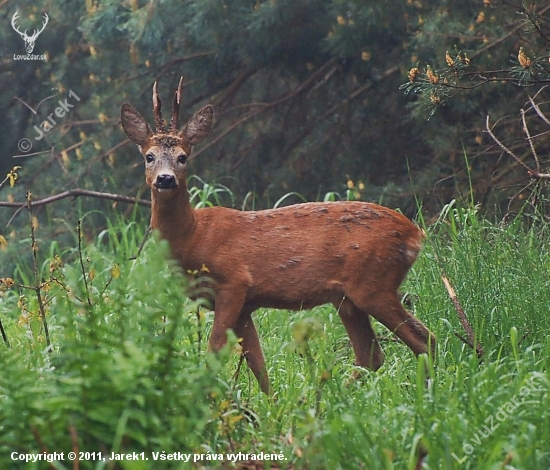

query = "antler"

[
  {"left": 153, "top": 77, "right": 185, "bottom": 134},
  {"left": 11, "top": 11, "right": 26, "bottom": 39},
  {"left": 170, "top": 76, "right": 184, "bottom": 133},
  {"left": 152, "top": 82, "right": 166, "bottom": 133},
  {"left": 11, "top": 11, "right": 48, "bottom": 40},
  {"left": 30, "top": 13, "right": 49, "bottom": 40}
]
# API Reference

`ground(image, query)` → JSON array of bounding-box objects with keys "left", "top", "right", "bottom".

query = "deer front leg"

[
  {"left": 208, "top": 287, "right": 248, "bottom": 351},
  {"left": 234, "top": 312, "right": 271, "bottom": 394}
]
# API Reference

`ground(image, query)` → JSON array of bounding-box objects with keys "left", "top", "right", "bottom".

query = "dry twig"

[
  {"left": 485, "top": 115, "right": 550, "bottom": 179},
  {"left": 27, "top": 192, "right": 51, "bottom": 348},
  {"left": 441, "top": 274, "right": 485, "bottom": 359},
  {"left": 1, "top": 189, "right": 150, "bottom": 226}
]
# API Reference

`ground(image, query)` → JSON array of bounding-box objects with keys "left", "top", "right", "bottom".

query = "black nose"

[{"left": 155, "top": 174, "right": 177, "bottom": 189}]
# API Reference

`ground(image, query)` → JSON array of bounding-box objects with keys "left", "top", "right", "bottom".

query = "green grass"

[{"left": 0, "top": 200, "right": 549, "bottom": 469}]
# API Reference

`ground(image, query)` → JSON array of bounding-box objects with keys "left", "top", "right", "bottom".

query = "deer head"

[
  {"left": 121, "top": 77, "right": 213, "bottom": 196},
  {"left": 11, "top": 11, "right": 49, "bottom": 54}
]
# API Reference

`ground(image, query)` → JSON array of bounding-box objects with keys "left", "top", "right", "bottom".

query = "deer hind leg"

[
  {"left": 233, "top": 312, "right": 270, "bottom": 394},
  {"left": 335, "top": 298, "right": 385, "bottom": 371},
  {"left": 348, "top": 291, "right": 435, "bottom": 360}
]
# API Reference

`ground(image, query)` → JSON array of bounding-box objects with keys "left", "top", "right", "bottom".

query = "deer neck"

[{"left": 150, "top": 185, "right": 197, "bottom": 244}]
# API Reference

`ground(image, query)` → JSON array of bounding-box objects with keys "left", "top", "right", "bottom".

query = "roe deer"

[{"left": 121, "top": 77, "right": 435, "bottom": 394}]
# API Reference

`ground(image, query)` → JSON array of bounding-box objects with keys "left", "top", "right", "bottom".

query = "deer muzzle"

[{"left": 154, "top": 173, "right": 178, "bottom": 192}]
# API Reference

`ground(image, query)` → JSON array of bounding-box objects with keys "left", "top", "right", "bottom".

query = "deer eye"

[
  {"left": 145, "top": 154, "right": 154, "bottom": 163},
  {"left": 177, "top": 154, "right": 187, "bottom": 164}
]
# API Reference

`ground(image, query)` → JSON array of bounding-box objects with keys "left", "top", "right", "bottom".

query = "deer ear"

[
  {"left": 121, "top": 104, "right": 152, "bottom": 147},
  {"left": 182, "top": 105, "right": 213, "bottom": 146}
]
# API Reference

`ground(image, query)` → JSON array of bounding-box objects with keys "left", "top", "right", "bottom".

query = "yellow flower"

[
  {"left": 445, "top": 51, "right": 455, "bottom": 67},
  {"left": 18, "top": 313, "right": 30, "bottom": 327},
  {"left": 111, "top": 264, "right": 120, "bottom": 279},
  {"left": 7, "top": 166, "right": 22, "bottom": 188},
  {"left": 49, "top": 255, "right": 64, "bottom": 273},
  {"left": 347, "top": 179, "right": 355, "bottom": 189},
  {"left": 337, "top": 15, "right": 346, "bottom": 25}
]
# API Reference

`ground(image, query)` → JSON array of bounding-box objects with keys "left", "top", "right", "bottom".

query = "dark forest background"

[{"left": 2, "top": 0, "right": 550, "bottom": 240}]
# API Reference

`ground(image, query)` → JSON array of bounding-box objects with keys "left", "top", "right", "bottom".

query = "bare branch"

[
  {"left": 192, "top": 59, "right": 338, "bottom": 159},
  {"left": 471, "top": 2, "right": 550, "bottom": 59},
  {"left": 13, "top": 91, "right": 57, "bottom": 115},
  {"left": 284, "top": 66, "right": 399, "bottom": 155},
  {"left": 12, "top": 149, "right": 52, "bottom": 159},
  {"left": 485, "top": 115, "right": 550, "bottom": 179},
  {"left": 528, "top": 90, "right": 550, "bottom": 126},
  {"left": 521, "top": 108, "right": 541, "bottom": 172},
  {"left": 1, "top": 189, "right": 150, "bottom": 226}
]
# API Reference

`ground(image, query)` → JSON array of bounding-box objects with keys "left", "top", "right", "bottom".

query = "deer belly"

[{"left": 246, "top": 270, "right": 343, "bottom": 310}]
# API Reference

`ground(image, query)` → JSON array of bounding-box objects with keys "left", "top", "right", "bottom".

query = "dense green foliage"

[
  {"left": 1, "top": 206, "right": 549, "bottom": 469},
  {"left": 3, "top": 0, "right": 550, "bottom": 236}
]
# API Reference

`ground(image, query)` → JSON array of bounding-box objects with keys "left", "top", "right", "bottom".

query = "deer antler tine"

[
  {"left": 39, "top": 12, "right": 48, "bottom": 32},
  {"left": 152, "top": 81, "right": 165, "bottom": 133},
  {"left": 11, "top": 11, "right": 24, "bottom": 36},
  {"left": 170, "top": 76, "right": 184, "bottom": 133}
]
